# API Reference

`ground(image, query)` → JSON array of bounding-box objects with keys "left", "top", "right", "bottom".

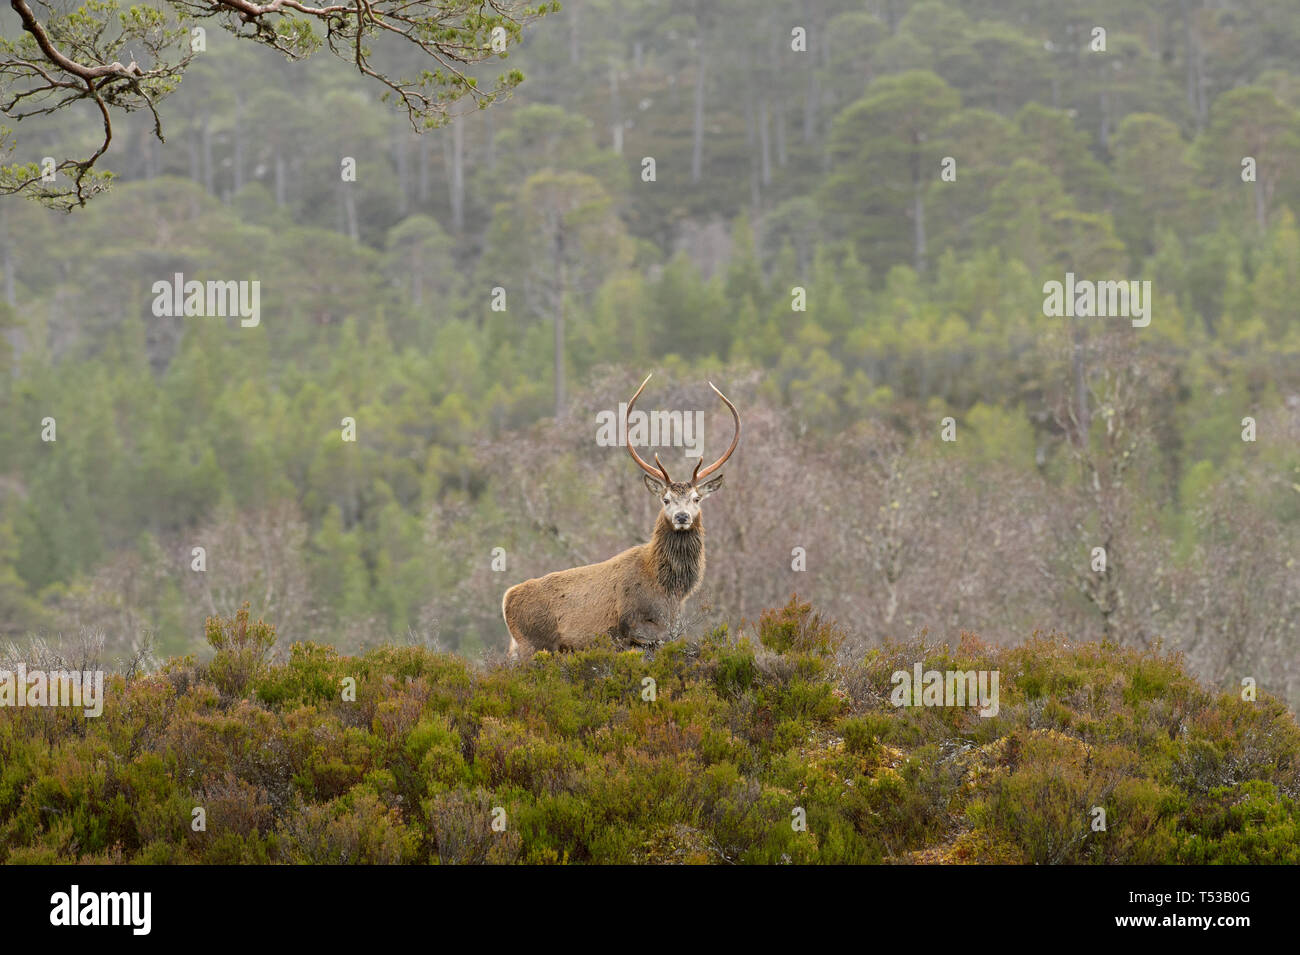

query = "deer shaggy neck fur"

[{"left": 650, "top": 512, "right": 703, "bottom": 598}]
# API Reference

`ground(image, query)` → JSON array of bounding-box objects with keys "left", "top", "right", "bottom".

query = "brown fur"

[
  {"left": 503, "top": 508, "right": 705, "bottom": 656},
  {"left": 504, "top": 374, "right": 738, "bottom": 657}
]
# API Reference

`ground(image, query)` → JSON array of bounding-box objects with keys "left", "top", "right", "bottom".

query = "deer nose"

[{"left": 673, "top": 511, "right": 690, "bottom": 524}]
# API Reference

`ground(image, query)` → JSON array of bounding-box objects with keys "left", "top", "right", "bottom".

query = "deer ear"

[
  {"left": 643, "top": 473, "right": 666, "bottom": 496},
  {"left": 696, "top": 474, "right": 724, "bottom": 498}
]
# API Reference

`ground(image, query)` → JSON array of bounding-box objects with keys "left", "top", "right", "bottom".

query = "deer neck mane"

[{"left": 649, "top": 512, "right": 704, "bottom": 598}]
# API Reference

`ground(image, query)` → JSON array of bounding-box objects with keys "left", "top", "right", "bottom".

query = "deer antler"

[
  {"left": 653, "top": 453, "right": 675, "bottom": 484},
  {"left": 691, "top": 381, "right": 741, "bottom": 484},
  {"left": 626, "top": 373, "right": 671, "bottom": 484}
]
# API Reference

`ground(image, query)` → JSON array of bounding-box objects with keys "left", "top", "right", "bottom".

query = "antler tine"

[
  {"left": 691, "top": 381, "right": 741, "bottom": 484},
  {"left": 652, "top": 452, "right": 674, "bottom": 484},
  {"left": 626, "top": 373, "right": 670, "bottom": 484}
]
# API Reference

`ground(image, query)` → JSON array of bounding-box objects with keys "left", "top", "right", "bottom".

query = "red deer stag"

[{"left": 502, "top": 375, "right": 740, "bottom": 657}]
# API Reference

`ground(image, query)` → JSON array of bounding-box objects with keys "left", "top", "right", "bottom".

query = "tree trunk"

[
  {"left": 1072, "top": 325, "right": 1091, "bottom": 445},
  {"left": 770, "top": 23, "right": 786, "bottom": 168},
  {"left": 912, "top": 182, "right": 926, "bottom": 274},
  {"left": 759, "top": 96, "right": 772, "bottom": 186},
  {"left": 554, "top": 235, "right": 567, "bottom": 418},
  {"left": 418, "top": 132, "right": 431, "bottom": 202},
  {"left": 775, "top": 98, "right": 787, "bottom": 167},
  {"left": 274, "top": 151, "right": 286, "bottom": 206},
  {"left": 691, "top": 45, "right": 706, "bottom": 183},
  {"left": 568, "top": 0, "right": 581, "bottom": 66},
  {"left": 745, "top": 81, "right": 760, "bottom": 210},
  {"left": 3, "top": 231, "right": 15, "bottom": 308},
  {"left": 395, "top": 133, "right": 410, "bottom": 204},
  {"left": 609, "top": 60, "right": 623, "bottom": 155},
  {"left": 201, "top": 114, "right": 215, "bottom": 194},
  {"left": 233, "top": 94, "right": 245, "bottom": 194},
  {"left": 1098, "top": 84, "right": 1110, "bottom": 152},
  {"left": 342, "top": 183, "right": 359, "bottom": 242},
  {"left": 884, "top": 0, "right": 901, "bottom": 31},
  {"left": 1182, "top": 0, "right": 1207, "bottom": 131},
  {"left": 188, "top": 124, "right": 201, "bottom": 183},
  {"left": 451, "top": 120, "right": 465, "bottom": 232},
  {"left": 803, "top": 23, "right": 818, "bottom": 144}
]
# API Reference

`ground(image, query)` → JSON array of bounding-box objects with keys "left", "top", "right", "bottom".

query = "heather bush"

[
  {"left": 205, "top": 603, "right": 278, "bottom": 698},
  {"left": 1, "top": 601, "right": 1297, "bottom": 865}
]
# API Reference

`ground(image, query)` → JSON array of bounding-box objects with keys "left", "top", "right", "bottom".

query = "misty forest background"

[{"left": 0, "top": 0, "right": 1297, "bottom": 707}]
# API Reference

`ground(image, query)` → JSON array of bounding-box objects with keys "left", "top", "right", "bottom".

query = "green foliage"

[
  {"left": 204, "top": 604, "right": 278, "bottom": 698},
  {"left": 1175, "top": 782, "right": 1300, "bottom": 864},
  {"left": 1, "top": 603, "right": 1296, "bottom": 865},
  {"left": 756, "top": 594, "right": 846, "bottom": 657},
  {"left": 0, "top": 1, "right": 553, "bottom": 207},
  {"left": 2, "top": 0, "right": 1299, "bottom": 723}
]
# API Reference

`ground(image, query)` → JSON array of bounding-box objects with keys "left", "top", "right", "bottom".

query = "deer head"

[{"left": 625, "top": 373, "right": 741, "bottom": 532}]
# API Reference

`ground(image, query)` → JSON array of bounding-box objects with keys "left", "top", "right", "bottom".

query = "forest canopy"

[{"left": 0, "top": 0, "right": 1297, "bottom": 709}]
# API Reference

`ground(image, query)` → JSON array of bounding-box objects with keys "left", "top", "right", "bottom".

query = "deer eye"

[{"left": 662, "top": 498, "right": 669, "bottom": 505}]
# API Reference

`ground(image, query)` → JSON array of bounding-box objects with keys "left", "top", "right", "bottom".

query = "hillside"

[
  {"left": 1, "top": 598, "right": 1296, "bottom": 865},
  {"left": 3, "top": 1, "right": 1299, "bottom": 708}
]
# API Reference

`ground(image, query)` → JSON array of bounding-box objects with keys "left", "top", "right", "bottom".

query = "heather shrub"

[
  {"left": 205, "top": 603, "right": 277, "bottom": 698},
  {"left": 282, "top": 787, "right": 419, "bottom": 864},
  {"left": 1, "top": 598, "right": 1297, "bottom": 865},
  {"left": 756, "top": 594, "right": 846, "bottom": 657}
]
